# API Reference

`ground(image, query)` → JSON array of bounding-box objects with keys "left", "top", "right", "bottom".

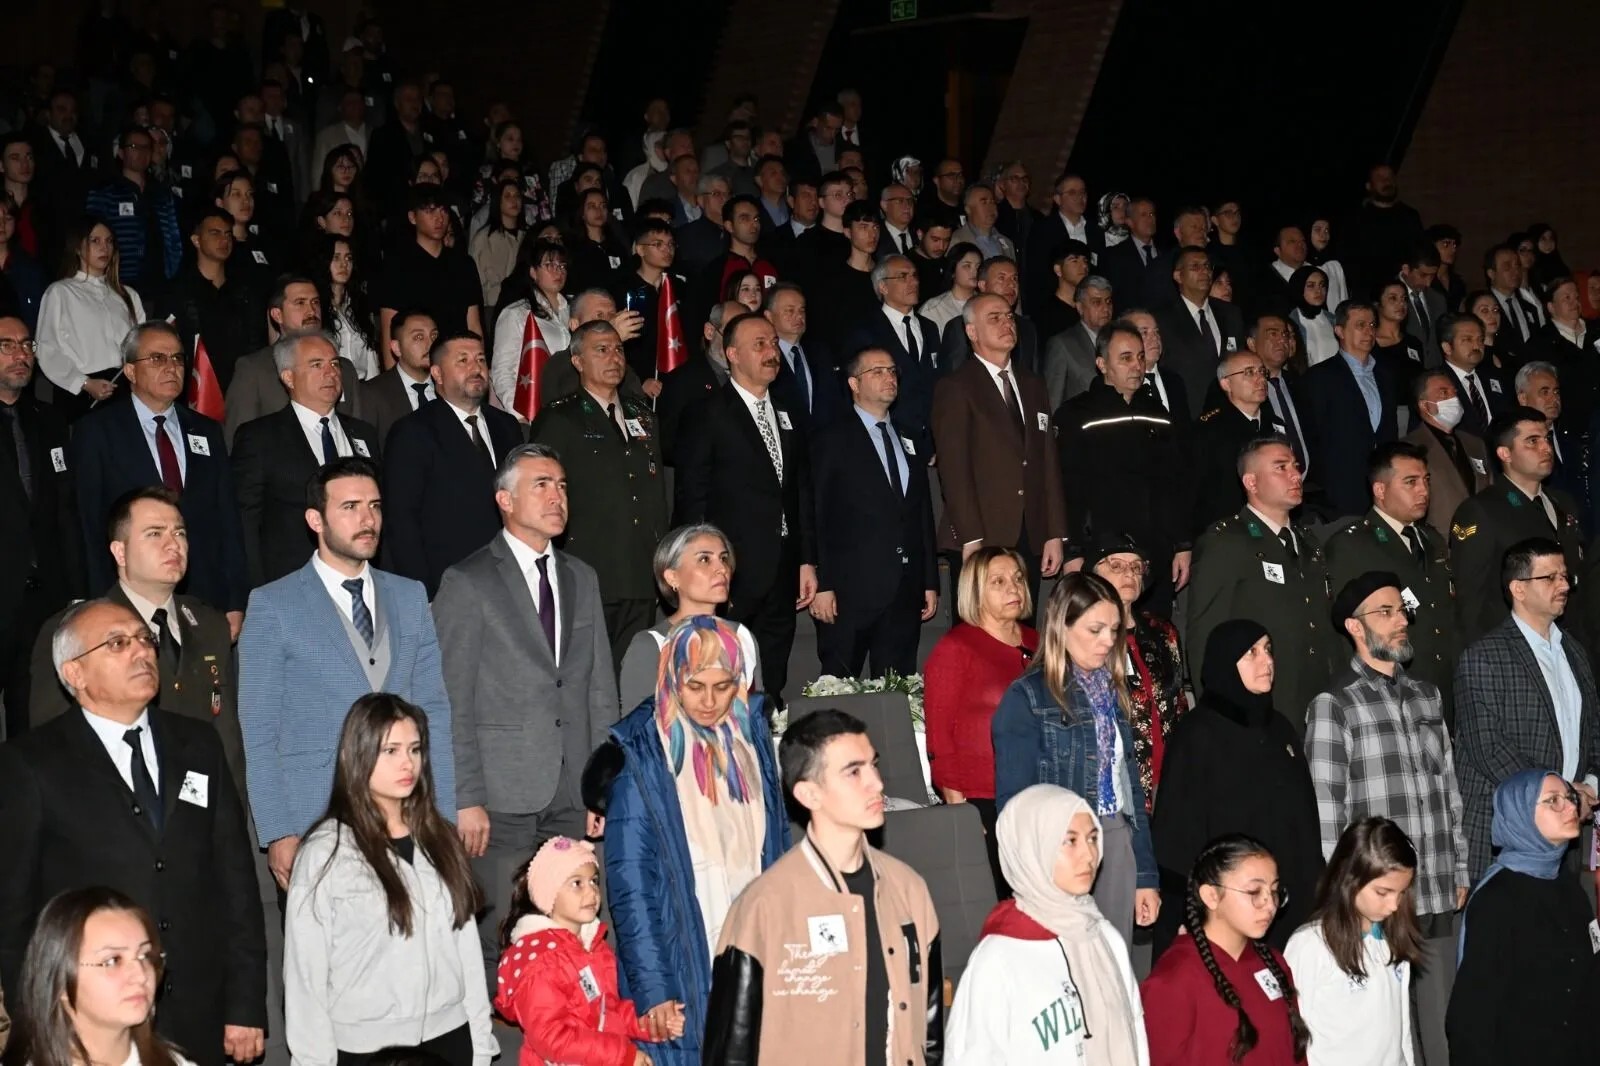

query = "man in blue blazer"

[
  {"left": 71, "top": 322, "right": 249, "bottom": 634},
  {"left": 1297, "top": 300, "right": 1400, "bottom": 519},
  {"left": 238, "top": 456, "right": 456, "bottom": 890}
]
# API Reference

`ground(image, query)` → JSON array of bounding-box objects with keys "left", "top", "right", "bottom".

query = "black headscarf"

[
  {"left": 1286, "top": 264, "right": 1329, "bottom": 320},
  {"left": 1199, "top": 618, "right": 1274, "bottom": 728}
]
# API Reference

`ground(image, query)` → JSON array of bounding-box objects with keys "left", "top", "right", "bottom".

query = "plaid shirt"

[{"left": 1306, "top": 656, "right": 1469, "bottom": 916}]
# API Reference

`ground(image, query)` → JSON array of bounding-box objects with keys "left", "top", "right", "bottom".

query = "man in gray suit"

[
  {"left": 224, "top": 276, "right": 357, "bottom": 446},
  {"left": 1042, "top": 274, "right": 1114, "bottom": 410},
  {"left": 433, "top": 442, "right": 619, "bottom": 973}
]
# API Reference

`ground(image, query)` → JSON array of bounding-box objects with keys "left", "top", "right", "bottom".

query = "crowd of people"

[{"left": 1, "top": 4, "right": 1599, "bottom": 1066}]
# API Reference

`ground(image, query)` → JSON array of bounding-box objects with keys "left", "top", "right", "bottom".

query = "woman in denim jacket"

[{"left": 993, "top": 572, "right": 1161, "bottom": 946}]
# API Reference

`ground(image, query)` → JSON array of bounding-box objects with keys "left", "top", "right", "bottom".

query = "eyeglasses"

[
  {"left": 641, "top": 239, "right": 675, "bottom": 250},
  {"left": 1353, "top": 604, "right": 1413, "bottom": 622},
  {"left": 1224, "top": 366, "right": 1267, "bottom": 380},
  {"left": 71, "top": 629, "right": 158, "bottom": 662},
  {"left": 884, "top": 272, "right": 917, "bottom": 283},
  {"left": 1097, "top": 559, "right": 1147, "bottom": 577},
  {"left": 1215, "top": 882, "right": 1289, "bottom": 910},
  {"left": 130, "top": 352, "right": 186, "bottom": 368},
  {"left": 883, "top": 196, "right": 913, "bottom": 205},
  {"left": 0, "top": 338, "right": 38, "bottom": 355},
  {"left": 1518, "top": 572, "right": 1570, "bottom": 586},
  {"left": 1538, "top": 788, "right": 1581, "bottom": 812},
  {"left": 856, "top": 365, "right": 899, "bottom": 378},
  {"left": 78, "top": 949, "right": 166, "bottom": 973}
]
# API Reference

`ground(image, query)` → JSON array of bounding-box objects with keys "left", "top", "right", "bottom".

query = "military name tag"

[
  {"left": 625, "top": 418, "right": 648, "bottom": 439},
  {"left": 1470, "top": 458, "right": 1486, "bottom": 475},
  {"left": 1262, "top": 561, "right": 1285, "bottom": 584},
  {"left": 1400, "top": 587, "right": 1420, "bottom": 611},
  {"left": 1489, "top": 379, "right": 1502, "bottom": 393}
]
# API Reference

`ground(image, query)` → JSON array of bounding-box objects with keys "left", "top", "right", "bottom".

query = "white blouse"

[
  {"left": 492, "top": 293, "right": 571, "bottom": 418},
  {"left": 333, "top": 304, "right": 380, "bottom": 380},
  {"left": 37, "top": 271, "right": 147, "bottom": 395},
  {"left": 1293, "top": 307, "right": 1340, "bottom": 366}
]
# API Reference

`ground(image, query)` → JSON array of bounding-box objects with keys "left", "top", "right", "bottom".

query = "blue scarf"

[
  {"left": 1457, "top": 769, "right": 1569, "bottom": 962},
  {"left": 1073, "top": 664, "right": 1120, "bottom": 816}
]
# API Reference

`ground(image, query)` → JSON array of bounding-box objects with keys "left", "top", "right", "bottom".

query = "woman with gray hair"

[{"left": 616, "top": 524, "right": 761, "bottom": 710}]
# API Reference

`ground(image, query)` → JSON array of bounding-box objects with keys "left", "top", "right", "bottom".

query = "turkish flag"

[
  {"left": 186, "top": 334, "right": 224, "bottom": 422},
  {"left": 656, "top": 272, "right": 686, "bottom": 377},
  {"left": 513, "top": 309, "right": 551, "bottom": 421}
]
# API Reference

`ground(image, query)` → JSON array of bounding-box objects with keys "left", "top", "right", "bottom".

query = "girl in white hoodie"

[
  {"left": 947, "top": 783, "right": 1148, "bottom": 1066},
  {"left": 284, "top": 694, "right": 495, "bottom": 1066},
  {"left": 1283, "top": 817, "right": 1422, "bottom": 1066}
]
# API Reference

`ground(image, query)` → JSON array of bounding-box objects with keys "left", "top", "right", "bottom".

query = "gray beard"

[{"left": 1365, "top": 628, "right": 1413, "bottom": 665}]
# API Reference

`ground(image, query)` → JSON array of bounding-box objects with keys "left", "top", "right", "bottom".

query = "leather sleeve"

[
  {"left": 702, "top": 946, "right": 763, "bottom": 1066},
  {"left": 923, "top": 933, "right": 944, "bottom": 1066}
]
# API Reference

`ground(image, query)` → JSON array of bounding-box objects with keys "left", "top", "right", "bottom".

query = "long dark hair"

[
  {"left": 8, "top": 887, "right": 180, "bottom": 1066},
  {"left": 1311, "top": 816, "right": 1424, "bottom": 979},
  {"left": 1184, "top": 834, "right": 1310, "bottom": 1064},
  {"left": 309, "top": 232, "right": 377, "bottom": 351},
  {"left": 310, "top": 694, "right": 482, "bottom": 935},
  {"left": 483, "top": 178, "right": 526, "bottom": 236},
  {"left": 60, "top": 215, "right": 136, "bottom": 319},
  {"left": 494, "top": 237, "right": 566, "bottom": 326}
]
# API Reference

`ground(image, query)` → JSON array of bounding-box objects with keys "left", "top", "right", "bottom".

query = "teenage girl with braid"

[{"left": 1141, "top": 835, "right": 1309, "bottom": 1065}]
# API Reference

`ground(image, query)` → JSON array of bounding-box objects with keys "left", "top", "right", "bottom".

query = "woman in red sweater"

[
  {"left": 1141, "top": 834, "right": 1309, "bottom": 1065},
  {"left": 924, "top": 546, "right": 1038, "bottom": 896}
]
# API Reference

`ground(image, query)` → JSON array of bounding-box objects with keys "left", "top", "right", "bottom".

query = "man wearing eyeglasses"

[
  {"left": 84, "top": 126, "right": 182, "bottom": 299},
  {"left": 1307, "top": 569, "right": 1471, "bottom": 1066},
  {"left": 0, "top": 314, "right": 85, "bottom": 740},
  {"left": 0, "top": 598, "right": 267, "bottom": 1066},
  {"left": 1191, "top": 350, "right": 1274, "bottom": 534},
  {"left": 1454, "top": 537, "right": 1600, "bottom": 884}
]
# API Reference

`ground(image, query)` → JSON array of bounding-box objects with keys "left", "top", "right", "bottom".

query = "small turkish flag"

[
  {"left": 186, "top": 334, "right": 224, "bottom": 422},
  {"left": 513, "top": 309, "right": 551, "bottom": 421},
  {"left": 656, "top": 273, "right": 686, "bottom": 377}
]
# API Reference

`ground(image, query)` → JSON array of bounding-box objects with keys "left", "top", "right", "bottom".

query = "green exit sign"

[{"left": 890, "top": 0, "right": 917, "bottom": 21}]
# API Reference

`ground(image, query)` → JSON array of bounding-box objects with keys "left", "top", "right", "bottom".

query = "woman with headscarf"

[
  {"left": 1446, "top": 769, "right": 1597, "bottom": 1064},
  {"left": 1098, "top": 192, "right": 1131, "bottom": 248},
  {"left": 1150, "top": 620, "right": 1323, "bottom": 955},
  {"left": 605, "top": 616, "right": 790, "bottom": 1066},
  {"left": 1526, "top": 222, "right": 1570, "bottom": 289},
  {"left": 1286, "top": 265, "right": 1338, "bottom": 367},
  {"left": 891, "top": 155, "right": 924, "bottom": 199},
  {"left": 948, "top": 784, "right": 1147, "bottom": 1065},
  {"left": 1306, "top": 217, "right": 1350, "bottom": 312}
]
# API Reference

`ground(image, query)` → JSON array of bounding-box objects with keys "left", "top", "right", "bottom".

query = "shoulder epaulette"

[{"left": 1198, "top": 407, "right": 1223, "bottom": 423}]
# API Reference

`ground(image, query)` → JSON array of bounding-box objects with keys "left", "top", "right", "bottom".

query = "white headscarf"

[{"left": 998, "top": 784, "right": 1141, "bottom": 1066}]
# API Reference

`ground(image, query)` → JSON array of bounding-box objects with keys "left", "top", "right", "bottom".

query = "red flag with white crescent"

[
  {"left": 513, "top": 309, "right": 551, "bottom": 421},
  {"left": 186, "top": 334, "right": 225, "bottom": 422},
  {"left": 656, "top": 272, "right": 686, "bottom": 377}
]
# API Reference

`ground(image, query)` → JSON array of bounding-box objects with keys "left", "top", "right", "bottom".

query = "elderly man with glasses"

[{"left": 1306, "top": 568, "right": 1471, "bottom": 1066}]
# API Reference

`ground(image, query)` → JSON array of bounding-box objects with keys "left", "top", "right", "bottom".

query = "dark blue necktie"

[
  {"left": 877, "top": 421, "right": 904, "bottom": 496},
  {"left": 124, "top": 727, "right": 163, "bottom": 831},
  {"left": 343, "top": 577, "right": 373, "bottom": 647},
  {"left": 790, "top": 345, "right": 812, "bottom": 412},
  {"left": 320, "top": 416, "right": 337, "bottom": 463}
]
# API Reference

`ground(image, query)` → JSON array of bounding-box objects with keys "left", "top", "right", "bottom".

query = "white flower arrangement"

[{"left": 784, "top": 670, "right": 925, "bottom": 736}]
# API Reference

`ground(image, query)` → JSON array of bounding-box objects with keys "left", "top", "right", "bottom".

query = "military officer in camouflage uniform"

[
  {"left": 1449, "top": 406, "right": 1584, "bottom": 643},
  {"left": 1324, "top": 441, "right": 1461, "bottom": 720},
  {"left": 530, "top": 321, "right": 668, "bottom": 665},
  {"left": 1189, "top": 436, "right": 1340, "bottom": 730}
]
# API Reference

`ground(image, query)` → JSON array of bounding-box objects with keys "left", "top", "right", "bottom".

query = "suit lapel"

[
  {"left": 555, "top": 552, "right": 577, "bottom": 669},
  {"left": 1504, "top": 619, "right": 1562, "bottom": 739},
  {"left": 119, "top": 399, "right": 162, "bottom": 485},
  {"left": 492, "top": 536, "right": 555, "bottom": 668},
  {"left": 297, "top": 564, "right": 371, "bottom": 680},
  {"left": 151, "top": 714, "right": 188, "bottom": 830},
  {"left": 728, "top": 388, "right": 781, "bottom": 487},
  {"left": 66, "top": 708, "right": 160, "bottom": 842}
]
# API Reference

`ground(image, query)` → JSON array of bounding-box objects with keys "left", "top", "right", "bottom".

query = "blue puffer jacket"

[
  {"left": 605, "top": 696, "right": 790, "bottom": 1066},
  {"left": 992, "top": 668, "right": 1158, "bottom": 889}
]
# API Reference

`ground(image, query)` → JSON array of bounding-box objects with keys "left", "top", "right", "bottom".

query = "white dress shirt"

[
  {"left": 444, "top": 400, "right": 498, "bottom": 464},
  {"left": 312, "top": 551, "right": 374, "bottom": 627},
  {"left": 1518, "top": 286, "right": 1548, "bottom": 327},
  {"left": 975, "top": 355, "right": 1025, "bottom": 420},
  {"left": 502, "top": 529, "right": 561, "bottom": 663},
  {"left": 880, "top": 303, "right": 922, "bottom": 359},
  {"left": 883, "top": 223, "right": 913, "bottom": 256},
  {"left": 130, "top": 393, "right": 188, "bottom": 482},
  {"left": 122, "top": 583, "right": 182, "bottom": 647},
  {"left": 53, "top": 129, "right": 87, "bottom": 165},
  {"left": 291, "top": 401, "right": 352, "bottom": 461},
  {"left": 1247, "top": 505, "right": 1296, "bottom": 555},
  {"left": 340, "top": 122, "right": 369, "bottom": 157},
  {"left": 492, "top": 295, "right": 571, "bottom": 415},
  {"left": 82, "top": 706, "right": 158, "bottom": 793},
  {"left": 395, "top": 365, "right": 435, "bottom": 409},
  {"left": 36, "top": 272, "right": 147, "bottom": 394},
  {"left": 777, "top": 339, "right": 814, "bottom": 407},
  {"left": 1555, "top": 319, "right": 1587, "bottom": 349},
  {"left": 1060, "top": 214, "right": 1088, "bottom": 243},
  {"left": 1181, "top": 295, "right": 1222, "bottom": 351}
]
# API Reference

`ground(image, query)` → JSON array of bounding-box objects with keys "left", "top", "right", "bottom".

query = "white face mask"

[{"left": 1431, "top": 396, "right": 1464, "bottom": 431}]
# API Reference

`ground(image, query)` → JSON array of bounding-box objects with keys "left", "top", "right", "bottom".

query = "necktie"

[
  {"left": 152, "top": 415, "right": 182, "bottom": 491},
  {"left": 877, "top": 421, "right": 904, "bottom": 496},
  {"left": 1403, "top": 525, "right": 1426, "bottom": 566},
  {"left": 789, "top": 345, "right": 812, "bottom": 412},
  {"left": 1411, "top": 291, "right": 1430, "bottom": 341},
  {"left": 61, "top": 136, "right": 78, "bottom": 167},
  {"left": 605, "top": 402, "right": 626, "bottom": 444},
  {"left": 999, "top": 368, "right": 1025, "bottom": 439},
  {"left": 1504, "top": 295, "right": 1528, "bottom": 342},
  {"left": 900, "top": 231, "right": 912, "bottom": 255},
  {"left": 124, "top": 727, "right": 163, "bottom": 831},
  {"left": 411, "top": 381, "right": 429, "bottom": 408},
  {"left": 534, "top": 555, "right": 556, "bottom": 655},
  {"left": 1465, "top": 373, "right": 1489, "bottom": 427},
  {"left": 0, "top": 403, "right": 30, "bottom": 500},
  {"left": 1141, "top": 243, "right": 1153, "bottom": 265},
  {"left": 1268, "top": 377, "right": 1307, "bottom": 469},
  {"left": 319, "top": 416, "right": 337, "bottom": 463},
  {"left": 1199, "top": 306, "right": 1219, "bottom": 359},
  {"left": 1277, "top": 527, "right": 1297, "bottom": 560},
  {"left": 466, "top": 413, "right": 494, "bottom": 469},
  {"left": 902, "top": 316, "right": 919, "bottom": 365},
  {"left": 342, "top": 578, "right": 373, "bottom": 647},
  {"left": 754, "top": 399, "right": 787, "bottom": 536},
  {"left": 150, "top": 607, "right": 180, "bottom": 676}
]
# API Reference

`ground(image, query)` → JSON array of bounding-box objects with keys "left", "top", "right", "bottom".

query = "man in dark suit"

[
  {"left": 765, "top": 281, "right": 843, "bottom": 433},
  {"left": 29, "top": 89, "right": 98, "bottom": 239},
  {"left": 0, "top": 599, "right": 267, "bottom": 1066},
  {"left": 72, "top": 322, "right": 249, "bottom": 636},
  {"left": 810, "top": 347, "right": 937, "bottom": 677},
  {"left": 432, "top": 443, "right": 618, "bottom": 973},
  {"left": 1399, "top": 244, "right": 1447, "bottom": 366},
  {"left": 843, "top": 260, "right": 941, "bottom": 459},
  {"left": 1406, "top": 368, "right": 1493, "bottom": 542},
  {"left": 659, "top": 301, "right": 738, "bottom": 464},
  {"left": 232, "top": 331, "right": 383, "bottom": 588},
  {"left": 938, "top": 256, "right": 1039, "bottom": 377},
  {"left": 1024, "top": 172, "right": 1103, "bottom": 310},
  {"left": 1153, "top": 247, "right": 1247, "bottom": 417},
  {"left": 1516, "top": 360, "right": 1586, "bottom": 526},
  {"left": 261, "top": 2, "right": 330, "bottom": 90},
  {"left": 357, "top": 308, "right": 438, "bottom": 443},
  {"left": 0, "top": 314, "right": 85, "bottom": 739},
  {"left": 1454, "top": 537, "right": 1600, "bottom": 878},
  {"left": 1438, "top": 312, "right": 1507, "bottom": 442},
  {"left": 1124, "top": 309, "right": 1190, "bottom": 425},
  {"left": 1297, "top": 301, "right": 1400, "bottom": 519},
  {"left": 931, "top": 293, "right": 1067, "bottom": 614},
  {"left": 1484, "top": 243, "right": 1541, "bottom": 359},
  {"left": 674, "top": 312, "right": 817, "bottom": 700},
  {"left": 1097, "top": 197, "right": 1165, "bottom": 310},
  {"left": 383, "top": 332, "right": 524, "bottom": 598},
  {"left": 30, "top": 487, "right": 246, "bottom": 799}
]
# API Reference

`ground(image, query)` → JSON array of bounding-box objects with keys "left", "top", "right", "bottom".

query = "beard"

[{"left": 1363, "top": 623, "right": 1413, "bottom": 664}]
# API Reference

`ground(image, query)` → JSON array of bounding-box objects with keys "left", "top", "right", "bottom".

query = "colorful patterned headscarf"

[{"left": 654, "top": 616, "right": 757, "bottom": 805}]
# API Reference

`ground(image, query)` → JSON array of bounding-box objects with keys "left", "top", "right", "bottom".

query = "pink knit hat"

[{"left": 526, "top": 837, "right": 599, "bottom": 914}]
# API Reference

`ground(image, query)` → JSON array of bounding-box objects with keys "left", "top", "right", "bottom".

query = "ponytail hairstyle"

[
  {"left": 1310, "top": 816, "right": 1425, "bottom": 979},
  {"left": 1184, "top": 834, "right": 1310, "bottom": 1064}
]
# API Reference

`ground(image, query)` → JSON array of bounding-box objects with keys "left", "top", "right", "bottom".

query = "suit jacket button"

[
  {"left": 132, "top": 804, "right": 142, "bottom": 815},
  {"left": 154, "top": 861, "right": 165, "bottom": 872},
  {"left": 555, "top": 680, "right": 563, "bottom": 688},
  {"left": 554, "top": 718, "right": 562, "bottom": 727}
]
